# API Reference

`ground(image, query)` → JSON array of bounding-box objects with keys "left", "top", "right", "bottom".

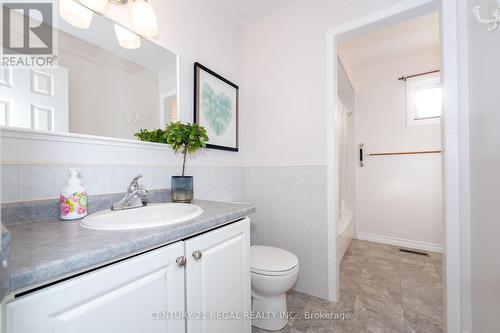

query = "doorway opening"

[
  {"left": 335, "top": 9, "right": 444, "bottom": 331},
  {"left": 338, "top": 10, "right": 443, "bottom": 254},
  {"left": 325, "top": 1, "right": 466, "bottom": 331}
]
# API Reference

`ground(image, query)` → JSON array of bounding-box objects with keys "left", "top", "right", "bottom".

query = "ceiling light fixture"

[
  {"left": 130, "top": 0, "right": 159, "bottom": 37},
  {"left": 78, "top": 0, "right": 108, "bottom": 12},
  {"left": 106, "top": 0, "right": 158, "bottom": 37},
  {"left": 59, "top": 0, "right": 93, "bottom": 29},
  {"left": 59, "top": 0, "right": 159, "bottom": 49},
  {"left": 114, "top": 23, "right": 141, "bottom": 49}
]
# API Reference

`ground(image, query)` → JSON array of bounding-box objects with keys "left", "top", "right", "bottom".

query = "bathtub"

[{"left": 337, "top": 210, "right": 353, "bottom": 262}]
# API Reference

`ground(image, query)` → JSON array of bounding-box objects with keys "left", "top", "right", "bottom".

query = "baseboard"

[{"left": 355, "top": 232, "right": 443, "bottom": 253}]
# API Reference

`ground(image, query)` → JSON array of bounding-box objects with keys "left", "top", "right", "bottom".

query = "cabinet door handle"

[
  {"left": 176, "top": 256, "right": 186, "bottom": 267},
  {"left": 192, "top": 250, "right": 202, "bottom": 260}
]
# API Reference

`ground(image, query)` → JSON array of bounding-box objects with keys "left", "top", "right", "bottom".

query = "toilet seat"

[
  {"left": 251, "top": 246, "right": 299, "bottom": 276},
  {"left": 251, "top": 264, "right": 299, "bottom": 276}
]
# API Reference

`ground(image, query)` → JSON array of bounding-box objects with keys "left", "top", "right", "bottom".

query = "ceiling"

[
  {"left": 339, "top": 12, "right": 440, "bottom": 71},
  {"left": 210, "top": 0, "right": 300, "bottom": 25}
]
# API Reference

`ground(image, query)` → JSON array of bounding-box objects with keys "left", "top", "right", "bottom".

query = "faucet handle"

[
  {"left": 132, "top": 174, "right": 143, "bottom": 183},
  {"left": 128, "top": 174, "right": 143, "bottom": 192},
  {"left": 111, "top": 174, "right": 148, "bottom": 211},
  {"left": 140, "top": 186, "right": 149, "bottom": 204}
]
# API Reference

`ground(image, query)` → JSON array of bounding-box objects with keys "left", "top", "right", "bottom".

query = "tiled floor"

[{"left": 252, "top": 239, "right": 443, "bottom": 333}]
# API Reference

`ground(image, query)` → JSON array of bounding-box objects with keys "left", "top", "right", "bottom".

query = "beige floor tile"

[
  {"left": 357, "top": 280, "right": 403, "bottom": 308},
  {"left": 252, "top": 240, "right": 443, "bottom": 333},
  {"left": 404, "top": 309, "right": 444, "bottom": 333},
  {"left": 353, "top": 295, "right": 405, "bottom": 333},
  {"left": 360, "top": 265, "right": 401, "bottom": 290}
]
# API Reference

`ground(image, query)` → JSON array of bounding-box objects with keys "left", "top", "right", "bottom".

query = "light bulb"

[
  {"left": 78, "top": 0, "right": 108, "bottom": 12},
  {"left": 59, "top": 0, "right": 93, "bottom": 29},
  {"left": 130, "top": 0, "right": 158, "bottom": 37},
  {"left": 114, "top": 24, "right": 141, "bottom": 49}
]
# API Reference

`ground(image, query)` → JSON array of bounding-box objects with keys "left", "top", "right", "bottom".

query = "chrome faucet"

[{"left": 111, "top": 174, "right": 148, "bottom": 211}]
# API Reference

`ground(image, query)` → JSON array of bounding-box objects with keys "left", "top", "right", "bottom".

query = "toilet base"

[{"left": 252, "top": 293, "right": 288, "bottom": 331}]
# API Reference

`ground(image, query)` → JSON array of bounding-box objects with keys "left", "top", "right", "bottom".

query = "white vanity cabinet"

[
  {"left": 185, "top": 218, "right": 251, "bottom": 333},
  {"left": 5, "top": 218, "right": 251, "bottom": 333},
  {"left": 5, "top": 242, "right": 186, "bottom": 333}
]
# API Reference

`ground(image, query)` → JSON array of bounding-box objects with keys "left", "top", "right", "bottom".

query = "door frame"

[{"left": 325, "top": 0, "right": 470, "bottom": 332}]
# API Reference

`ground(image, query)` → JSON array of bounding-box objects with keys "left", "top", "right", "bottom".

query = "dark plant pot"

[{"left": 171, "top": 176, "right": 193, "bottom": 203}]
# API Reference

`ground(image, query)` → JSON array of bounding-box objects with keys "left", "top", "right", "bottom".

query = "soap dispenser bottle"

[{"left": 60, "top": 168, "right": 88, "bottom": 220}]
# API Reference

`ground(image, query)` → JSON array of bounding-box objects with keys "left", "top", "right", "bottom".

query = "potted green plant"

[{"left": 135, "top": 122, "right": 209, "bottom": 203}]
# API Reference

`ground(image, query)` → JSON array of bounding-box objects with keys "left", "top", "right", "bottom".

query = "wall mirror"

[{"left": 0, "top": 4, "right": 177, "bottom": 141}]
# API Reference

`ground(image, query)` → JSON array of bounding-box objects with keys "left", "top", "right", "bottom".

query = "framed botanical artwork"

[{"left": 194, "top": 62, "right": 239, "bottom": 152}]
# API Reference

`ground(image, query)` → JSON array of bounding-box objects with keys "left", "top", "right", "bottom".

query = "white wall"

[
  {"left": 468, "top": 0, "right": 500, "bottom": 330},
  {"left": 352, "top": 48, "right": 443, "bottom": 250},
  {"left": 243, "top": 0, "right": 403, "bottom": 167},
  {"left": 243, "top": 0, "right": 407, "bottom": 299}
]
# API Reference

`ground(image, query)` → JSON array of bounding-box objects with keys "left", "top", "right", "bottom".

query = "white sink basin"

[{"left": 81, "top": 203, "right": 203, "bottom": 231}]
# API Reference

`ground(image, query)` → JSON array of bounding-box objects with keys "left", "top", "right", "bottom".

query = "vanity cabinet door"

[
  {"left": 6, "top": 242, "right": 186, "bottom": 333},
  {"left": 185, "top": 218, "right": 251, "bottom": 333}
]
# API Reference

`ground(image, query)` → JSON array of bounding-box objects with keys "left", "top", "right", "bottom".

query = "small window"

[{"left": 406, "top": 73, "right": 442, "bottom": 127}]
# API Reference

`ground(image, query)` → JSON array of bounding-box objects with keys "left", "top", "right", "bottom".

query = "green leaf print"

[{"left": 202, "top": 83, "right": 232, "bottom": 136}]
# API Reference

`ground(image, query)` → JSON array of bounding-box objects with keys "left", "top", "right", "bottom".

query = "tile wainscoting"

[
  {"left": 0, "top": 163, "right": 330, "bottom": 300},
  {"left": 0, "top": 164, "right": 245, "bottom": 203},
  {"left": 244, "top": 166, "right": 329, "bottom": 300}
]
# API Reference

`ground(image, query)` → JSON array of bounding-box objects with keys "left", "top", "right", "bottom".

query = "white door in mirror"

[
  {"left": 0, "top": 67, "right": 68, "bottom": 131},
  {"left": 81, "top": 203, "right": 203, "bottom": 230}
]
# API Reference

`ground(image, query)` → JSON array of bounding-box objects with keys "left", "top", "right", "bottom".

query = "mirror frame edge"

[{"left": 0, "top": 126, "right": 172, "bottom": 152}]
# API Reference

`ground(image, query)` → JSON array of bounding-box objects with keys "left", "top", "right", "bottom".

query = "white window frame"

[{"left": 406, "top": 73, "right": 442, "bottom": 127}]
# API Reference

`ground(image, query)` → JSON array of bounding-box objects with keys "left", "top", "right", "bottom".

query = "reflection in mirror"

[{"left": 0, "top": 6, "right": 177, "bottom": 141}]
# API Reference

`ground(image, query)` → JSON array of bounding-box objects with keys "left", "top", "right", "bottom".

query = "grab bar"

[{"left": 369, "top": 150, "right": 442, "bottom": 157}]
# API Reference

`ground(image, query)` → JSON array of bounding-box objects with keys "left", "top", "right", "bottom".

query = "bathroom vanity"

[{"left": 1, "top": 198, "right": 255, "bottom": 333}]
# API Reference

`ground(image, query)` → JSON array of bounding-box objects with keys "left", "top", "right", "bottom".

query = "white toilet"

[{"left": 251, "top": 245, "right": 299, "bottom": 331}]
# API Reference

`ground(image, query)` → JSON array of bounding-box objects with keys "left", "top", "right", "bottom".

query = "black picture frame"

[{"left": 194, "top": 62, "right": 239, "bottom": 152}]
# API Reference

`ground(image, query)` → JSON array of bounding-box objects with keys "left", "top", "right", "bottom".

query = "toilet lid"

[{"left": 251, "top": 246, "right": 299, "bottom": 273}]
